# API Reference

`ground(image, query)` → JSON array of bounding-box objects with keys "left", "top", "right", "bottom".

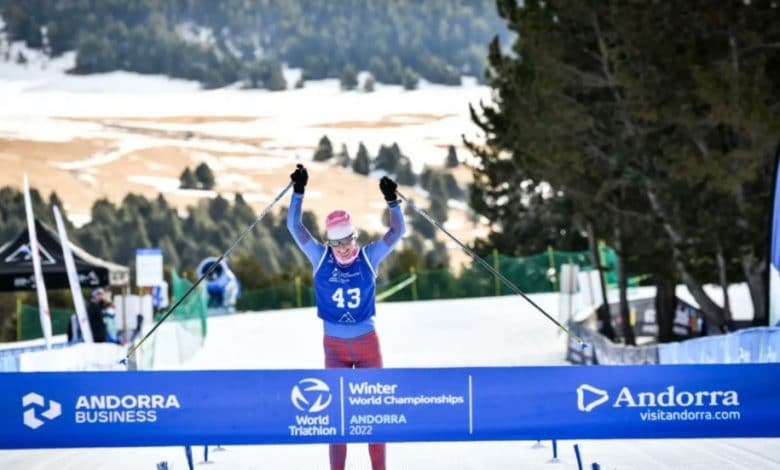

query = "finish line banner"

[{"left": 1, "top": 364, "right": 779, "bottom": 449}]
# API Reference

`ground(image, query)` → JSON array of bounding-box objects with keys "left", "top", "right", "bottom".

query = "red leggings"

[{"left": 323, "top": 331, "right": 385, "bottom": 470}]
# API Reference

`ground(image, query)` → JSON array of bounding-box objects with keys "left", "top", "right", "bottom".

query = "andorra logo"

[
  {"left": 577, "top": 384, "right": 609, "bottom": 412},
  {"left": 22, "top": 392, "right": 61, "bottom": 429},
  {"left": 291, "top": 378, "right": 332, "bottom": 413}
]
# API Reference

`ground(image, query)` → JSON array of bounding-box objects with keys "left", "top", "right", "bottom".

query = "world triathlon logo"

[
  {"left": 576, "top": 384, "right": 609, "bottom": 412},
  {"left": 22, "top": 392, "right": 62, "bottom": 429},
  {"left": 291, "top": 378, "right": 332, "bottom": 413}
]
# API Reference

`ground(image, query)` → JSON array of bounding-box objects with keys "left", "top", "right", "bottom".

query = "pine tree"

[
  {"left": 158, "top": 236, "right": 180, "bottom": 269},
  {"left": 313, "top": 135, "right": 334, "bottom": 162},
  {"left": 335, "top": 144, "right": 351, "bottom": 167},
  {"left": 407, "top": 199, "right": 435, "bottom": 239},
  {"left": 368, "top": 57, "right": 389, "bottom": 83},
  {"left": 179, "top": 167, "right": 198, "bottom": 189},
  {"left": 428, "top": 173, "right": 449, "bottom": 202},
  {"left": 267, "top": 62, "right": 287, "bottom": 91},
  {"left": 445, "top": 145, "right": 458, "bottom": 168},
  {"left": 396, "top": 159, "right": 416, "bottom": 186},
  {"left": 374, "top": 143, "right": 403, "bottom": 173},
  {"left": 429, "top": 197, "right": 448, "bottom": 224},
  {"left": 340, "top": 63, "right": 358, "bottom": 90},
  {"left": 443, "top": 174, "right": 464, "bottom": 200},
  {"left": 208, "top": 194, "right": 230, "bottom": 222},
  {"left": 194, "top": 163, "right": 216, "bottom": 190},
  {"left": 353, "top": 143, "right": 370, "bottom": 175},
  {"left": 363, "top": 74, "right": 375, "bottom": 93},
  {"left": 232, "top": 194, "right": 256, "bottom": 227},
  {"left": 402, "top": 67, "right": 418, "bottom": 90}
]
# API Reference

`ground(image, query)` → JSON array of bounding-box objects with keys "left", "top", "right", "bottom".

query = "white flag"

[
  {"left": 23, "top": 174, "right": 53, "bottom": 349},
  {"left": 53, "top": 204, "right": 93, "bottom": 342}
]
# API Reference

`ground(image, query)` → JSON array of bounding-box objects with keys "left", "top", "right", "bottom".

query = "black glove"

[
  {"left": 290, "top": 164, "right": 308, "bottom": 194},
  {"left": 379, "top": 176, "right": 398, "bottom": 202}
]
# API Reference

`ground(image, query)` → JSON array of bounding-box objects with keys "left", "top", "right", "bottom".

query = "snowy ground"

[{"left": 1, "top": 294, "right": 778, "bottom": 469}]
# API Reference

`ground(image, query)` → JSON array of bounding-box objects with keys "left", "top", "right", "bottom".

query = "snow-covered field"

[
  {"left": 0, "top": 38, "right": 489, "bottom": 176},
  {"left": 1, "top": 294, "right": 778, "bottom": 469},
  {"left": 0, "top": 39, "right": 491, "bottom": 266}
]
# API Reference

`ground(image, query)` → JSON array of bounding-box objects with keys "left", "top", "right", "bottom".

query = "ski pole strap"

[{"left": 396, "top": 190, "right": 585, "bottom": 346}]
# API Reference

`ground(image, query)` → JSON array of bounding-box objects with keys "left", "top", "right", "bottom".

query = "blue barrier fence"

[
  {"left": 0, "top": 340, "right": 69, "bottom": 372},
  {"left": 658, "top": 327, "right": 780, "bottom": 364},
  {"left": 2, "top": 364, "right": 779, "bottom": 449},
  {"left": 567, "top": 325, "right": 780, "bottom": 366}
]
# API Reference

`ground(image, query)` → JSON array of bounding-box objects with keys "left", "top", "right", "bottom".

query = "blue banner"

[
  {"left": 771, "top": 146, "right": 780, "bottom": 327},
  {"left": 2, "top": 365, "right": 779, "bottom": 449}
]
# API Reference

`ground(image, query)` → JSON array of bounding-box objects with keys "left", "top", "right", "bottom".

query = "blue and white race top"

[
  {"left": 287, "top": 192, "right": 405, "bottom": 338},
  {"left": 313, "top": 247, "right": 376, "bottom": 324}
]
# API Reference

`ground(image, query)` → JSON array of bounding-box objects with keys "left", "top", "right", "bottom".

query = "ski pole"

[
  {"left": 122, "top": 182, "right": 294, "bottom": 363},
  {"left": 396, "top": 190, "right": 586, "bottom": 347}
]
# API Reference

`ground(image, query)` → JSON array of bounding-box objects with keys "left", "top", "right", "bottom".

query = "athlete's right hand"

[{"left": 290, "top": 164, "right": 308, "bottom": 194}]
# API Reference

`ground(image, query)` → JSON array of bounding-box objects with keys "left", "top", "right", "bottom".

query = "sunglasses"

[{"left": 327, "top": 234, "right": 356, "bottom": 247}]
